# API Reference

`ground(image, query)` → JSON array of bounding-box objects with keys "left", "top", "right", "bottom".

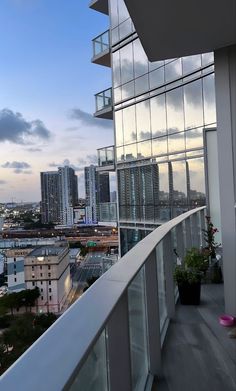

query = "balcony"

[
  {"left": 97, "top": 145, "right": 115, "bottom": 172},
  {"left": 89, "top": 0, "right": 108, "bottom": 15},
  {"left": 94, "top": 87, "right": 113, "bottom": 119},
  {"left": 1, "top": 207, "right": 236, "bottom": 390},
  {"left": 92, "top": 30, "right": 111, "bottom": 67}
]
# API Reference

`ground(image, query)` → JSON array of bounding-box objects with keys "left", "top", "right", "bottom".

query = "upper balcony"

[
  {"left": 94, "top": 87, "right": 113, "bottom": 120},
  {"left": 1, "top": 206, "right": 235, "bottom": 391},
  {"left": 92, "top": 30, "right": 111, "bottom": 67},
  {"left": 89, "top": 0, "right": 109, "bottom": 15},
  {"left": 97, "top": 145, "right": 115, "bottom": 172}
]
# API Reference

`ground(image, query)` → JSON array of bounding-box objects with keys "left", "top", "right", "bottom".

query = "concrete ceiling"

[{"left": 124, "top": 0, "right": 236, "bottom": 61}]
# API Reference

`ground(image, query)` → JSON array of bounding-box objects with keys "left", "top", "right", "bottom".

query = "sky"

[{"left": 0, "top": 0, "right": 113, "bottom": 202}]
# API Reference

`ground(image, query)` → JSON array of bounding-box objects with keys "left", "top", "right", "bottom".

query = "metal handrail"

[{"left": 0, "top": 206, "right": 206, "bottom": 390}]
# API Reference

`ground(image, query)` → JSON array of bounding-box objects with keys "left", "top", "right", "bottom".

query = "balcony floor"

[{"left": 153, "top": 284, "right": 236, "bottom": 391}]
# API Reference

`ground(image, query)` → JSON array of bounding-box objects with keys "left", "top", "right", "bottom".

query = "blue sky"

[{"left": 0, "top": 0, "right": 113, "bottom": 201}]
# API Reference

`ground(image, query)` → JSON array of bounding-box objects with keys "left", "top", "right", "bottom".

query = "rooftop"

[{"left": 28, "top": 246, "right": 66, "bottom": 257}]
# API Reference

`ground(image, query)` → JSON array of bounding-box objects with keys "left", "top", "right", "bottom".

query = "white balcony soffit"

[
  {"left": 0, "top": 207, "right": 205, "bottom": 390},
  {"left": 124, "top": 0, "right": 236, "bottom": 61}
]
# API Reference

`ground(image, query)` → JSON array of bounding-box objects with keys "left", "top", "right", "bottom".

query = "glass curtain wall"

[{"left": 110, "top": 0, "right": 215, "bottom": 254}]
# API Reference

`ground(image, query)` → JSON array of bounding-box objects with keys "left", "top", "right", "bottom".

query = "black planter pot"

[{"left": 178, "top": 281, "right": 201, "bottom": 305}]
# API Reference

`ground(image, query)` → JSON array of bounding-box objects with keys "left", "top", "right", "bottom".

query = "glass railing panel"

[
  {"left": 95, "top": 88, "right": 112, "bottom": 112},
  {"left": 128, "top": 267, "right": 149, "bottom": 391},
  {"left": 93, "top": 30, "right": 110, "bottom": 57},
  {"left": 156, "top": 242, "right": 167, "bottom": 330},
  {"left": 69, "top": 330, "right": 109, "bottom": 391}
]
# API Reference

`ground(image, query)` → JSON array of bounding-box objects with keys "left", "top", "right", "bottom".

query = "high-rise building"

[
  {"left": 84, "top": 165, "right": 110, "bottom": 223},
  {"left": 58, "top": 166, "right": 78, "bottom": 226},
  {"left": 40, "top": 172, "right": 60, "bottom": 224},
  {"left": 40, "top": 166, "right": 78, "bottom": 226},
  {"left": 92, "top": 0, "right": 213, "bottom": 255}
]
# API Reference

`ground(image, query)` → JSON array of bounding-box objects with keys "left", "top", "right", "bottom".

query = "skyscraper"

[
  {"left": 41, "top": 166, "right": 78, "bottom": 226},
  {"left": 40, "top": 172, "right": 60, "bottom": 224},
  {"left": 92, "top": 0, "right": 212, "bottom": 255},
  {"left": 84, "top": 165, "right": 110, "bottom": 223},
  {"left": 58, "top": 166, "right": 78, "bottom": 226}
]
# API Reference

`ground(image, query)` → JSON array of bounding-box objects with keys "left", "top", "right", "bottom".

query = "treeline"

[{"left": 0, "top": 288, "right": 40, "bottom": 315}]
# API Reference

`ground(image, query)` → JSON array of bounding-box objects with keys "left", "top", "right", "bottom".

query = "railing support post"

[
  {"left": 107, "top": 293, "right": 132, "bottom": 391},
  {"left": 185, "top": 217, "right": 192, "bottom": 251},
  {"left": 176, "top": 223, "right": 185, "bottom": 263},
  {"left": 145, "top": 250, "right": 162, "bottom": 377},
  {"left": 191, "top": 214, "right": 200, "bottom": 248},
  {"left": 163, "top": 232, "right": 175, "bottom": 318},
  {"left": 199, "top": 209, "right": 206, "bottom": 247}
]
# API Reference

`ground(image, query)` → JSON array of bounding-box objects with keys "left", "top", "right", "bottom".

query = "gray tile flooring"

[{"left": 153, "top": 284, "right": 236, "bottom": 391}]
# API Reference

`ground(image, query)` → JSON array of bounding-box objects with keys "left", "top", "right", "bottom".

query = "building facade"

[
  {"left": 6, "top": 248, "right": 32, "bottom": 292},
  {"left": 92, "top": 0, "right": 216, "bottom": 255},
  {"left": 41, "top": 166, "right": 78, "bottom": 226},
  {"left": 40, "top": 171, "right": 60, "bottom": 224},
  {"left": 24, "top": 246, "right": 71, "bottom": 313},
  {"left": 84, "top": 165, "right": 110, "bottom": 223}
]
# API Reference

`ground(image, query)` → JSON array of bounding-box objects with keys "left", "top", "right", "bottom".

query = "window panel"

[
  {"left": 182, "top": 55, "right": 201, "bottom": 74},
  {"left": 135, "top": 74, "right": 149, "bottom": 96},
  {"left": 186, "top": 158, "right": 206, "bottom": 207},
  {"left": 152, "top": 136, "right": 168, "bottom": 157},
  {"left": 171, "top": 161, "right": 188, "bottom": 217},
  {"left": 137, "top": 140, "right": 152, "bottom": 159},
  {"left": 149, "top": 67, "right": 165, "bottom": 90},
  {"left": 124, "top": 143, "right": 137, "bottom": 160},
  {"left": 203, "top": 74, "right": 216, "bottom": 125},
  {"left": 165, "top": 59, "right": 182, "bottom": 83},
  {"left": 149, "top": 60, "right": 164, "bottom": 72},
  {"left": 116, "top": 146, "right": 124, "bottom": 162},
  {"left": 121, "top": 80, "right": 135, "bottom": 100},
  {"left": 133, "top": 39, "right": 148, "bottom": 78},
  {"left": 123, "top": 105, "right": 136, "bottom": 144},
  {"left": 184, "top": 79, "right": 203, "bottom": 129},
  {"left": 112, "top": 51, "right": 121, "bottom": 88},
  {"left": 136, "top": 100, "right": 151, "bottom": 141},
  {"left": 120, "top": 43, "right": 134, "bottom": 84},
  {"left": 168, "top": 132, "right": 185, "bottom": 153},
  {"left": 115, "top": 110, "right": 123, "bottom": 146},
  {"left": 110, "top": 0, "right": 118, "bottom": 28},
  {"left": 166, "top": 87, "right": 184, "bottom": 133},
  {"left": 150, "top": 94, "right": 167, "bottom": 137},
  {"left": 202, "top": 52, "right": 214, "bottom": 66},
  {"left": 119, "top": 18, "right": 133, "bottom": 41},
  {"left": 117, "top": 0, "right": 130, "bottom": 24},
  {"left": 185, "top": 128, "right": 203, "bottom": 149}
]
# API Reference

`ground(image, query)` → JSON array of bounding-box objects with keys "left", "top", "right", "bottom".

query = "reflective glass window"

[
  {"left": 152, "top": 136, "right": 168, "bottom": 157},
  {"left": 123, "top": 105, "right": 136, "bottom": 144},
  {"left": 137, "top": 140, "right": 152, "bottom": 159},
  {"left": 119, "top": 18, "right": 133, "bottom": 40},
  {"left": 185, "top": 128, "right": 203, "bottom": 149},
  {"left": 202, "top": 52, "right": 214, "bottom": 66},
  {"left": 150, "top": 94, "right": 167, "bottom": 137},
  {"left": 149, "top": 60, "right": 164, "bottom": 72},
  {"left": 115, "top": 110, "right": 123, "bottom": 146},
  {"left": 135, "top": 74, "right": 149, "bottom": 96},
  {"left": 124, "top": 143, "right": 137, "bottom": 160},
  {"left": 203, "top": 74, "right": 216, "bottom": 125},
  {"left": 120, "top": 43, "right": 134, "bottom": 84},
  {"left": 149, "top": 67, "right": 165, "bottom": 90},
  {"left": 133, "top": 39, "right": 148, "bottom": 78},
  {"left": 114, "top": 86, "right": 122, "bottom": 103},
  {"left": 121, "top": 80, "right": 135, "bottom": 100},
  {"left": 171, "top": 161, "right": 188, "bottom": 216},
  {"left": 187, "top": 158, "right": 206, "bottom": 207},
  {"left": 184, "top": 79, "right": 203, "bottom": 129},
  {"left": 168, "top": 132, "right": 185, "bottom": 153},
  {"left": 166, "top": 87, "right": 184, "bottom": 133},
  {"left": 165, "top": 59, "right": 182, "bottom": 83},
  {"left": 110, "top": 0, "right": 118, "bottom": 28},
  {"left": 182, "top": 55, "right": 201, "bottom": 74},
  {"left": 112, "top": 51, "right": 121, "bottom": 88},
  {"left": 136, "top": 100, "right": 151, "bottom": 141},
  {"left": 117, "top": 0, "right": 130, "bottom": 24},
  {"left": 116, "top": 146, "right": 124, "bottom": 162},
  {"left": 111, "top": 27, "right": 119, "bottom": 45}
]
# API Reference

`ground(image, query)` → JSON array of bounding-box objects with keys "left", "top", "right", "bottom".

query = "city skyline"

[{"left": 0, "top": 0, "right": 113, "bottom": 202}]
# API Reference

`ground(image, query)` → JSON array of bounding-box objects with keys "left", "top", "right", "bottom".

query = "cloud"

[
  {"left": 2, "top": 161, "right": 32, "bottom": 174},
  {"left": 0, "top": 180, "right": 6, "bottom": 185},
  {"left": 69, "top": 108, "right": 113, "bottom": 130},
  {"left": 27, "top": 147, "right": 42, "bottom": 152},
  {"left": 0, "top": 109, "right": 51, "bottom": 145}
]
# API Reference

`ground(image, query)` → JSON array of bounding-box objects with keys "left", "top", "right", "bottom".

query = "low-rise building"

[
  {"left": 6, "top": 248, "right": 32, "bottom": 292},
  {"left": 24, "top": 246, "right": 71, "bottom": 313}
]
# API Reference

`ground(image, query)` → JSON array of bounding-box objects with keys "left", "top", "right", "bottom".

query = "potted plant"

[
  {"left": 174, "top": 247, "right": 208, "bottom": 305},
  {"left": 202, "top": 216, "right": 223, "bottom": 283}
]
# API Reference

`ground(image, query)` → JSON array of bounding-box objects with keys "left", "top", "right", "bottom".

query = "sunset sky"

[{"left": 0, "top": 0, "right": 113, "bottom": 202}]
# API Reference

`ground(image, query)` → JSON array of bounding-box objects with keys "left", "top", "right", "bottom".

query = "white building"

[
  {"left": 58, "top": 166, "right": 78, "bottom": 226},
  {"left": 24, "top": 246, "right": 71, "bottom": 313},
  {"left": 6, "top": 248, "right": 32, "bottom": 292}
]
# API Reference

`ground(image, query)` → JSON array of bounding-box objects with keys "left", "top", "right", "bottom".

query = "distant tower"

[
  {"left": 40, "top": 172, "right": 60, "bottom": 224},
  {"left": 58, "top": 166, "right": 78, "bottom": 226}
]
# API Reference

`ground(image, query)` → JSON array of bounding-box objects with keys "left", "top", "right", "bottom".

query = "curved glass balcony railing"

[
  {"left": 97, "top": 145, "right": 115, "bottom": 170},
  {"left": 94, "top": 87, "right": 113, "bottom": 119}
]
